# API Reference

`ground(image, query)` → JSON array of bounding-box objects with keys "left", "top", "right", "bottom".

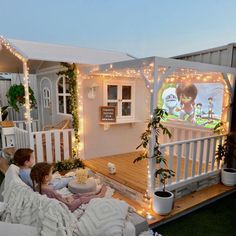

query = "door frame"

[{"left": 40, "top": 77, "right": 52, "bottom": 129}]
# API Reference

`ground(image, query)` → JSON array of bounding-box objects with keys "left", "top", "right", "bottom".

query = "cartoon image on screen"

[{"left": 159, "top": 83, "right": 224, "bottom": 129}]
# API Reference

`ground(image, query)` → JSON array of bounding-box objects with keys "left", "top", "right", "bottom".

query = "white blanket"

[
  {"left": 1, "top": 165, "right": 141, "bottom": 236},
  {"left": 1, "top": 181, "right": 79, "bottom": 236}
]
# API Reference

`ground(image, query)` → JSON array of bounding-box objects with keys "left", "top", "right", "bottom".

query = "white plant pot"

[
  {"left": 221, "top": 168, "right": 236, "bottom": 186},
  {"left": 153, "top": 190, "right": 174, "bottom": 215}
]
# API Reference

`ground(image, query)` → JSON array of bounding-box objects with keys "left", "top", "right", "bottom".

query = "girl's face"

[{"left": 44, "top": 168, "right": 53, "bottom": 184}]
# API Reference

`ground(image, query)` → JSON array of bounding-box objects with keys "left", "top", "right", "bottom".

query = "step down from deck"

[{"left": 88, "top": 168, "right": 236, "bottom": 228}]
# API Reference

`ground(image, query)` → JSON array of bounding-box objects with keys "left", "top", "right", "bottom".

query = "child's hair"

[
  {"left": 13, "top": 148, "right": 34, "bottom": 166},
  {"left": 30, "top": 162, "right": 53, "bottom": 194},
  {"left": 176, "top": 84, "right": 198, "bottom": 101}
]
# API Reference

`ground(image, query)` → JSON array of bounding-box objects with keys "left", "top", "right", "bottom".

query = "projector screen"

[{"left": 158, "top": 83, "right": 224, "bottom": 129}]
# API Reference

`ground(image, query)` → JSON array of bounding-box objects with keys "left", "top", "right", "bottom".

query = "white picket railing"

[
  {"left": 14, "top": 120, "right": 39, "bottom": 132},
  {"left": 12, "top": 127, "right": 74, "bottom": 163},
  {"left": 7, "top": 106, "right": 38, "bottom": 122},
  {"left": 14, "top": 127, "right": 29, "bottom": 149},
  {"left": 153, "top": 134, "right": 226, "bottom": 191},
  {"left": 30, "top": 129, "right": 74, "bottom": 163},
  {"left": 160, "top": 122, "right": 213, "bottom": 144}
]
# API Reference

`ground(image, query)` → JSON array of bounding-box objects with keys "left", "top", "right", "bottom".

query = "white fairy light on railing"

[{"left": 77, "top": 69, "right": 84, "bottom": 159}]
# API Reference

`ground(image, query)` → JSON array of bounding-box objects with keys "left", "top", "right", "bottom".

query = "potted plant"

[
  {"left": 53, "top": 158, "right": 84, "bottom": 174},
  {"left": 216, "top": 132, "right": 236, "bottom": 186},
  {"left": 134, "top": 107, "right": 175, "bottom": 215},
  {"left": 6, "top": 84, "right": 37, "bottom": 112}
]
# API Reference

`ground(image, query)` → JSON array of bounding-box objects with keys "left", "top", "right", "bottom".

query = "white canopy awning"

[{"left": 0, "top": 36, "right": 134, "bottom": 73}]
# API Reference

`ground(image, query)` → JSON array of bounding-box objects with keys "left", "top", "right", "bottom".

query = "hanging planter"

[{"left": 6, "top": 83, "right": 37, "bottom": 112}]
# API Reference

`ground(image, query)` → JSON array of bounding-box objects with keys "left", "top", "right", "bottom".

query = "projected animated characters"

[
  {"left": 207, "top": 97, "right": 214, "bottom": 119},
  {"left": 159, "top": 82, "right": 223, "bottom": 129},
  {"left": 161, "top": 87, "right": 179, "bottom": 116},
  {"left": 195, "top": 103, "right": 203, "bottom": 118},
  {"left": 176, "top": 84, "right": 198, "bottom": 122}
]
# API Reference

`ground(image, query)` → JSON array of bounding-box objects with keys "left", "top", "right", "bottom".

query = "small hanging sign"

[{"left": 100, "top": 106, "right": 116, "bottom": 122}]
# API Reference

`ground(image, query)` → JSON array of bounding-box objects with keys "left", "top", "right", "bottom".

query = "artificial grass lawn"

[{"left": 155, "top": 192, "right": 236, "bottom": 236}]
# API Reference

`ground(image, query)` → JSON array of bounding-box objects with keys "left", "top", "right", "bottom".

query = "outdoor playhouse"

[{"left": 0, "top": 36, "right": 236, "bottom": 211}]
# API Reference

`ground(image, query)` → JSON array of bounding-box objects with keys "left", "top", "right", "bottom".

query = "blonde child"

[{"left": 30, "top": 162, "right": 107, "bottom": 212}]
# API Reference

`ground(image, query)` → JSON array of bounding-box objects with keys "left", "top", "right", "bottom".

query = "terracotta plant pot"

[
  {"left": 153, "top": 190, "right": 174, "bottom": 215},
  {"left": 221, "top": 168, "right": 236, "bottom": 186}
]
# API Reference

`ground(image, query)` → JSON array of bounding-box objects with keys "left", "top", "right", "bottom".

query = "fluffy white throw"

[{"left": 1, "top": 180, "right": 79, "bottom": 236}]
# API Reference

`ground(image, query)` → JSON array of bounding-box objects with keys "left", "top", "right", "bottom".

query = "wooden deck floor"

[
  {"left": 84, "top": 152, "right": 209, "bottom": 194},
  {"left": 113, "top": 183, "right": 236, "bottom": 227},
  {"left": 84, "top": 153, "right": 236, "bottom": 227}
]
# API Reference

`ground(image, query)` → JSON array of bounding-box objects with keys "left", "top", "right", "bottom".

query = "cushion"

[
  {"left": 77, "top": 198, "right": 129, "bottom": 236},
  {"left": 0, "top": 221, "right": 38, "bottom": 236}
]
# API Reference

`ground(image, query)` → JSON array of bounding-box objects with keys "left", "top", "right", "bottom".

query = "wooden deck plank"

[
  {"left": 84, "top": 152, "right": 211, "bottom": 194},
  {"left": 113, "top": 184, "right": 236, "bottom": 227}
]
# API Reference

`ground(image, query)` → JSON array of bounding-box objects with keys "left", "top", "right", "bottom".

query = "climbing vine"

[{"left": 57, "top": 62, "right": 80, "bottom": 158}]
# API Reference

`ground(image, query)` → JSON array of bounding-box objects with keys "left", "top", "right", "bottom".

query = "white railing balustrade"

[
  {"left": 151, "top": 134, "right": 226, "bottom": 192},
  {"left": 31, "top": 129, "right": 74, "bottom": 163},
  {"left": 160, "top": 122, "right": 213, "bottom": 144},
  {"left": 14, "top": 127, "right": 29, "bottom": 149},
  {"left": 14, "top": 120, "right": 39, "bottom": 132}
]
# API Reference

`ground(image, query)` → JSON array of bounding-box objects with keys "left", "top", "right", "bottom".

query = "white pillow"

[
  {"left": 77, "top": 198, "right": 129, "bottom": 236},
  {"left": 0, "top": 221, "right": 38, "bottom": 236}
]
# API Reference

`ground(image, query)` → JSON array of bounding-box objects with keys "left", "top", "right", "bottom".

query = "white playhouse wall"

[{"left": 82, "top": 76, "right": 150, "bottom": 159}]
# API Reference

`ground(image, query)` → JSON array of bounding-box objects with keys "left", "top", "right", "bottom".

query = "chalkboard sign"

[{"left": 100, "top": 106, "right": 116, "bottom": 122}]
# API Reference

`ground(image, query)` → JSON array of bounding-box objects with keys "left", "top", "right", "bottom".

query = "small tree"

[
  {"left": 216, "top": 133, "right": 236, "bottom": 168},
  {"left": 134, "top": 107, "right": 175, "bottom": 192}
]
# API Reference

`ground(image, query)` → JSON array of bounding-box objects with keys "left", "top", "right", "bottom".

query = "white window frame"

[
  {"left": 56, "top": 75, "right": 72, "bottom": 116},
  {"left": 103, "top": 80, "right": 135, "bottom": 122},
  {"left": 42, "top": 87, "right": 51, "bottom": 108}
]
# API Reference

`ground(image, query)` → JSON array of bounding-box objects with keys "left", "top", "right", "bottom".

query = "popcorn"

[{"left": 75, "top": 168, "right": 88, "bottom": 184}]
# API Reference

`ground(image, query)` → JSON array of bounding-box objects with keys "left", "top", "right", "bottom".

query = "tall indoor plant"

[
  {"left": 134, "top": 107, "right": 175, "bottom": 215},
  {"left": 216, "top": 133, "right": 236, "bottom": 186}
]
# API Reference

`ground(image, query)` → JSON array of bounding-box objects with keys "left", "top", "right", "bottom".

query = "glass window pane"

[
  {"left": 66, "top": 96, "right": 72, "bottom": 114},
  {"left": 122, "top": 102, "right": 131, "bottom": 116},
  {"left": 59, "top": 96, "right": 64, "bottom": 113},
  {"left": 65, "top": 80, "right": 70, "bottom": 93},
  {"left": 58, "top": 77, "right": 64, "bottom": 93},
  {"left": 108, "top": 85, "right": 117, "bottom": 100},
  {"left": 122, "top": 86, "right": 131, "bottom": 100}
]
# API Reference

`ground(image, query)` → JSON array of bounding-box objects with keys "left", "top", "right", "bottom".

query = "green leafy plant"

[
  {"left": 213, "top": 121, "right": 226, "bottom": 135},
  {"left": 57, "top": 63, "right": 80, "bottom": 158},
  {"left": 215, "top": 133, "right": 236, "bottom": 168},
  {"left": 134, "top": 107, "right": 175, "bottom": 192},
  {"left": 53, "top": 158, "right": 84, "bottom": 172},
  {"left": 6, "top": 84, "right": 37, "bottom": 112}
]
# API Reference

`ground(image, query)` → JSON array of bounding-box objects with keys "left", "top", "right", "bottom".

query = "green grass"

[{"left": 154, "top": 192, "right": 236, "bottom": 236}]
